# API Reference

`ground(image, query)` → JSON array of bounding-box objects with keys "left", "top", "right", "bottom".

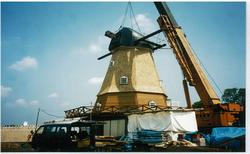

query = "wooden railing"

[{"left": 64, "top": 105, "right": 197, "bottom": 118}]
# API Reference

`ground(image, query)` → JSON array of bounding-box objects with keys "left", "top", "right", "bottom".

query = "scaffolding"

[{"left": 64, "top": 105, "right": 197, "bottom": 119}]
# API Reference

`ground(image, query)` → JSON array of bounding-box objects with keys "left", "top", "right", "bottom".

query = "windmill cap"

[{"left": 108, "top": 27, "right": 154, "bottom": 51}]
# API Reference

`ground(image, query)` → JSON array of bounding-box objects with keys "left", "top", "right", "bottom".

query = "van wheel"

[
  {"left": 35, "top": 147, "right": 46, "bottom": 152},
  {"left": 33, "top": 147, "right": 40, "bottom": 152}
]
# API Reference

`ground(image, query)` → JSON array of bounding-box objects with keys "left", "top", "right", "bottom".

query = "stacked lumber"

[{"left": 95, "top": 136, "right": 127, "bottom": 151}]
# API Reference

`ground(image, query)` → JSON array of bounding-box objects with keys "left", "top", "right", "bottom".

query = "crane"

[
  {"left": 64, "top": 2, "right": 242, "bottom": 129},
  {"left": 153, "top": 2, "right": 241, "bottom": 129}
]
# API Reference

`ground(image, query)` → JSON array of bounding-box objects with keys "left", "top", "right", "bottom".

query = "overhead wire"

[{"left": 40, "top": 109, "right": 64, "bottom": 118}]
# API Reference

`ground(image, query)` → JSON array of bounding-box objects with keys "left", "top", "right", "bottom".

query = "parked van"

[{"left": 31, "top": 119, "right": 103, "bottom": 151}]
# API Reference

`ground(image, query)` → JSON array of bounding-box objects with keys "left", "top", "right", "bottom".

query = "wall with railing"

[{"left": 1, "top": 125, "right": 37, "bottom": 142}]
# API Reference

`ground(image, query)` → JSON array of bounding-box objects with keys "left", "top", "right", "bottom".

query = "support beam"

[
  {"left": 98, "top": 29, "right": 164, "bottom": 60},
  {"left": 183, "top": 79, "right": 192, "bottom": 108},
  {"left": 98, "top": 50, "right": 120, "bottom": 60},
  {"left": 141, "top": 39, "right": 164, "bottom": 47},
  {"left": 105, "top": 30, "right": 116, "bottom": 39},
  {"left": 153, "top": 44, "right": 166, "bottom": 51},
  {"left": 134, "top": 29, "right": 162, "bottom": 44}
]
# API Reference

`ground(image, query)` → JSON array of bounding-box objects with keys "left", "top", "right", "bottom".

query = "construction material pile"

[
  {"left": 136, "top": 130, "right": 163, "bottom": 144},
  {"left": 154, "top": 139, "right": 198, "bottom": 148},
  {"left": 95, "top": 136, "right": 128, "bottom": 151}
]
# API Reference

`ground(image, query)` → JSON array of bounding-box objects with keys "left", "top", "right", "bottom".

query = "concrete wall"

[{"left": 1, "top": 126, "right": 36, "bottom": 142}]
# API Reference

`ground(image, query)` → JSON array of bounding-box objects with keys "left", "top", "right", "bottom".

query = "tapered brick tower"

[{"left": 95, "top": 27, "right": 167, "bottom": 110}]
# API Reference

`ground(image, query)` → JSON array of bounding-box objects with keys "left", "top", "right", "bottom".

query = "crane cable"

[
  {"left": 120, "top": 2, "right": 129, "bottom": 30},
  {"left": 119, "top": 2, "right": 142, "bottom": 33},
  {"left": 115, "top": 2, "right": 222, "bottom": 98},
  {"left": 189, "top": 44, "right": 224, "bottom": 96},
  {"left": 120, "top": 2, "right": 168, "bottom": 45},
  {"left": 129, "top": 2, "right": 142, "bottom": 33}
]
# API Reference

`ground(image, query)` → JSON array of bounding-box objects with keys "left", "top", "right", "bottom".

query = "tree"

[
  {"left": 222, "top": 88, "right": 245, "bottom": 105},
  {"left": 222, "top": 88, "right": 238, "bottom": 103},
  {"left": 192, "top": 100, "right": 202, "bottom": 108},
  {"left": 236, "top": 88, "right": 245, "bottom": 105}
]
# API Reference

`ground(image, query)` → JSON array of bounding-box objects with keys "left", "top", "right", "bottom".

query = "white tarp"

[{"left": 127, "top": 111, "right": 197, "bottom": 133}]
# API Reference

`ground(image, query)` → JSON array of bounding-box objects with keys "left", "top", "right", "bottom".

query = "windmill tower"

[{"left": 95, "top": 27, "right": 168, "bottom": 111}]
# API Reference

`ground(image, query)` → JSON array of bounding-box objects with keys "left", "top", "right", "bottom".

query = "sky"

[{"left": 1, "top": 2, "right": 246, "bottom": 125}]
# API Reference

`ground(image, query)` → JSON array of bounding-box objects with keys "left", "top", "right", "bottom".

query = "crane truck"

[{"left": 154, "top": 2, "right": 242, "bottom": 130}]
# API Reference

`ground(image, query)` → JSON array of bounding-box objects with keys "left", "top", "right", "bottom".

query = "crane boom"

[{"left": 154, "top": 2, "right": 220, "bottom": 106}]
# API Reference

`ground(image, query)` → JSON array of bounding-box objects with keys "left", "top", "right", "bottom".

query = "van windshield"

[{"left": 36, "top": 126, "right": 44, "bottom": 134}]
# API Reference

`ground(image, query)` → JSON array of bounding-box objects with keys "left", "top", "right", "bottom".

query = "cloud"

[
  {"left": 15, "top": 98, "right": 27, "bottom": 106},
  {"left": 9, "top": 56, "right": 38, "bottom": 71},
  {"left": 134, "top": 14, "right": 156, "bottom": 34},
  {"left": 9, "top": 98, "right": 39, "bottom": 107},
  {"left": 88, "top": 36, "right": 109, "bottom": 54},
  {"left": 48, "top": 92, "right": 59, "bottom": 98},
  {"left": 1, "top": 85, "right": 12, "bottom": 97},
  {"left": 71, "top": 36, "right": 109, "bottom": 57},
  {"left": 30, "top": 100, "right": 39, "bottom": 106},
  {"left": 88, "top": 76, "right": 104, "bottom": 85}
]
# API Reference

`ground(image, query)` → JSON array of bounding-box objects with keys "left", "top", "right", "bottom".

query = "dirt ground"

[
  {"left": 1, "top": 142, "right": 34, "bottom": 152},
  {"left": 0, "top": 127, "right": 243, "bottom": 152},
  {"left": 1, "top": 142, "right": 232, "bottom": 152},
  {"left": 1, "top": 127, "right": 36, "bottom": 152}
]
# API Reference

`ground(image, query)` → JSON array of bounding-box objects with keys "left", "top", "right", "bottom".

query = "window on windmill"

[
  {"left": 159, "top": 80, "right": 163, "bottom": 87},
  {"left": 120, "top": 76, "right": 128, "bottom": 85},
  {"left": 96, "top": 102, "right": 102, "bottom": 111},
  {"left": 109, "top": 60, "right": 115, "bottom": 67},
  {"left": 148, "top": 100, "right": 157, "bottom": 109}
]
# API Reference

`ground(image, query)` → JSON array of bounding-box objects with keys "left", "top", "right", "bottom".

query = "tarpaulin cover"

[
  {"left": 210, "top": 127, "right": 245, "bottom": 145},
  {"left": 137, "top": 130, "right": 163, "bottom": 137},
  {"left": 136, "top": 130, "right": 163, "bottom": 143},
  {"left": 127, "top": 111, "right": 198, "bottom": 133}
]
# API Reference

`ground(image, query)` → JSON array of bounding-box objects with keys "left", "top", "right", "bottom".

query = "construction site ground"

[{"left": 1, "top": 142, "right": 241, "bottom": 152}]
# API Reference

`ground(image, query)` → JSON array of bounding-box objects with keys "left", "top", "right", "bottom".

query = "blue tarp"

[
  {"left": 136, "top": 130, "right": 163, "bottom": 144},
  {"left": 137, "top": 130, "right": 163, "bottom": 137},
  {"left": 120, "top": 130, "right": 164, "bottom": 151},
  {"left": 210, "top": 127, "right": 245, "bottom": 145}
]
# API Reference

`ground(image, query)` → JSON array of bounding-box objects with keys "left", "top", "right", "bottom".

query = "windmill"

[{"left": 95, "top": 27, "right": 168, "bottom": 111}]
